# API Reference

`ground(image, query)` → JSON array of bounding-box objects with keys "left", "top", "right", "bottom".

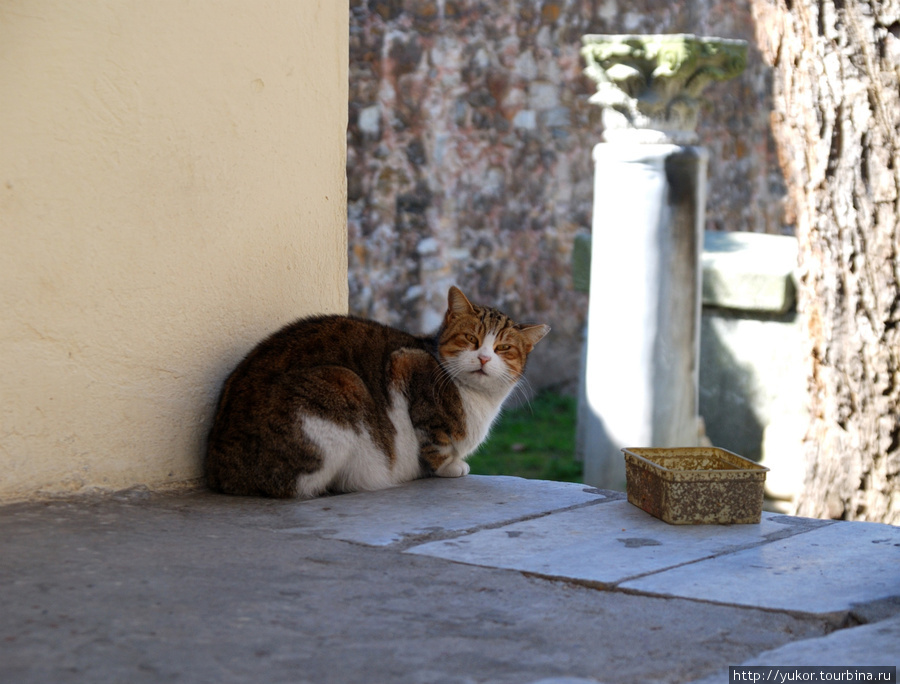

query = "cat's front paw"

[{"left": 435, "top": 459, "right": 470, "bottom": 478}]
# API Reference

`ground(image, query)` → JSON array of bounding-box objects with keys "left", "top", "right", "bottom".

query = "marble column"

[{"left": 578, "top": 34, "right": 747, "bottom": 489}]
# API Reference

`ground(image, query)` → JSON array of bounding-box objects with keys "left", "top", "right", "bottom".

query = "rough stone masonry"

[{"left": 347, "top": 0, "right": 786, "bottom": 392}]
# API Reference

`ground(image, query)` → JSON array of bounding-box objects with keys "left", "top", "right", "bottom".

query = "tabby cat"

[{"left": 205, "top": 287, "right": 549, "bottom": 498}]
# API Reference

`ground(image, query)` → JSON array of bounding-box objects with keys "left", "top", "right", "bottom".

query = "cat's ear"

[
  {"left": 447, "top": 286, "right": 476, "bottom": 317},
  {"left": 517, "top": 323, "right": 550, "bottom": 348}
]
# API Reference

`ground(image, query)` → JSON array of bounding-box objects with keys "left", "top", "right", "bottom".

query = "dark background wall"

[{"left": 347, "top": 0, "right": 788, "bottom": 393}]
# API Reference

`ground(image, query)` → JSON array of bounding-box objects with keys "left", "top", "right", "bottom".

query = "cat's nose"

[{"left": 478, "top": 354, "right": 490, "bottom": 366}]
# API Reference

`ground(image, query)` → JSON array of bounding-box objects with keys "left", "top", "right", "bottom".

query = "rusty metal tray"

[{"left": 622, "top": 447, "right": 769, "bottom": 525}]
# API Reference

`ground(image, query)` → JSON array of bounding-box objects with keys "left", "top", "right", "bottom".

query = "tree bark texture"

[{"left": 750, "top": 0, "right": 900, "bottom": 522}]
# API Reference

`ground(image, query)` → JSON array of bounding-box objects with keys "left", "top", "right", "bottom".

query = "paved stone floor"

[{"left": 1, "top": 475, "right": 898, "bottom": 683}]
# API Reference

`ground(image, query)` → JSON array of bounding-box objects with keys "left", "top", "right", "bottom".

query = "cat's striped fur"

[{"left": 205, "top": 287, "right": 549, "bottom": 498}]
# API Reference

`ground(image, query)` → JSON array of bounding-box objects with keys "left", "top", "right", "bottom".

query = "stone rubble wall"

[{"left": 347, "top": 0, "right": 787, "bottom": 393}]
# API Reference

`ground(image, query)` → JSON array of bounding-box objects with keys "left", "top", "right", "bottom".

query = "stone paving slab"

[
  {"left": 623, "top": 520, "right": 900, "bottom": 614},
  {"left": 0, "top": 480, "right": 838, "bottom": 684},
  {"left": 274, "top": 475, "right": 610, "bottom": 546},
  {"left": 406, "top": 499, "right": 829, "bottom": 586},
  {"left": 738, "top": 612, "right": 900, "bottom": 666},
  {"left": 701, "top": 231, "right": 798, "bottom": 313},
  {"left": 687, "top": 614, "right": 900, "bottom": 683}
]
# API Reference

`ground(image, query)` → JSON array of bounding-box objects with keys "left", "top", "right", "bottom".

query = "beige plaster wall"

[{"left": 0, "top": 1, "right": 349, "bottom": 500}]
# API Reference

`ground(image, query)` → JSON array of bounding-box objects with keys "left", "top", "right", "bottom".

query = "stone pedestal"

[{"left": 578, "top": 35, "right": 746, "bottom": 489}]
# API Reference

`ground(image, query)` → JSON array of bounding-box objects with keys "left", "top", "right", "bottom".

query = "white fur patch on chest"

[{"left": 455, "top": 385, "right": 508, "bottom": 458}]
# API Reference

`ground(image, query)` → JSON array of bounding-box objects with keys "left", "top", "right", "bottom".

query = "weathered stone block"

[
  {"left": 702, "top": 231, "right": 797, "bottom": 313},
  {"left": 699, "top": 309, "right": 805, "bottom": 462},
  {"left": 698, "top": 232, "right": 805, "bottom": 503}
]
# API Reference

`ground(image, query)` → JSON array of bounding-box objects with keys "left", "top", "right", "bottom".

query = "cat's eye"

[
  {"left": 495, "top": 344, "right": 511, "bottom": 352},
  {"left": 465, "top": 334, "right": 480, "bottom": 346}
]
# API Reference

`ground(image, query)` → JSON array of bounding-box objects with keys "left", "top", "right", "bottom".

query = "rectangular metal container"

[{"left": 622, "top": 447, "right": 769, "bottom": 525}]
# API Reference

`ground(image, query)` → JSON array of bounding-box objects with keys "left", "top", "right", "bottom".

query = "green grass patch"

[{"left": 467, "top": 391, "right": 582, "bottom": 483}]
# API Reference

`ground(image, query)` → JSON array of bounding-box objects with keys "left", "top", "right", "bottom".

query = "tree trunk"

[{"left": 749, "top": 0, "right": 900, "bottom": 522}]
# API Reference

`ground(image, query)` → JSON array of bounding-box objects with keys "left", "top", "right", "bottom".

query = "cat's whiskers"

[
  {"left": 428, "top": 363, "right": 456, "bottom": 402},
  {"left": 507, "top": 375, "right": 536, "bottom": 412}
]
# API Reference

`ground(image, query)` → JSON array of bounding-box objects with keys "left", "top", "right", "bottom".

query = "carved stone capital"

[{"left": 581, "top": 34, "right": 748, "bottom": 144}]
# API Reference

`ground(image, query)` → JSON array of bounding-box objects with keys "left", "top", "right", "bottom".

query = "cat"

[{"left": 205, "top": 286, "right": 549, "bottom": 498}]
